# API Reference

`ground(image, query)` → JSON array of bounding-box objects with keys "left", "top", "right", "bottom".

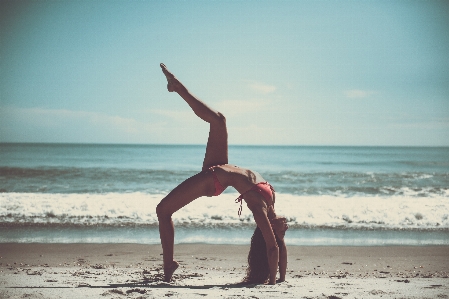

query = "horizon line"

[{"left": 1, "top": 142, "right": 448, "bottom": 148}]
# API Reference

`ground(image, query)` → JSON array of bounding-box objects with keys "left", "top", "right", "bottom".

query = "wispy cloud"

[
  {"left": 0, "top": 106, "right": 218, "bottom": 143},
  {"left": 149, "top": 109, "right": 195, "bottom": 122},
  {"left": 248, "top": 82, "right": 276, "bottom": 94},
  {"left": 216, "top": 99, "right": 270, "bottom": 116},
  {"left": 147, "top": 100, "right": 271, "bottom": 120},
  {"left": 343, "top": 89, "right": 376, "bottom": 98},
  {"left": 0, "top": 106, "right": 151, "bottom": 134},
  {"left": 391, "top": 117, "right": 449, "bottom": 129}
]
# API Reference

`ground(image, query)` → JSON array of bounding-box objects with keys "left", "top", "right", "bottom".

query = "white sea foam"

[{"left": 1, "top": 192, "right": 448, "bottom": 230}]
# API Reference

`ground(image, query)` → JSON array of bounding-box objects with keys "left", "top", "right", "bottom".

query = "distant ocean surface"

[{"left": 1, "top": 143, "right": 448, "bottom": 245}]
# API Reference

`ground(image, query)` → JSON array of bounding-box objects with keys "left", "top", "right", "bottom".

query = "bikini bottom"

[{"left": 206, "top": 166, "right": 226, "bottom": 196}]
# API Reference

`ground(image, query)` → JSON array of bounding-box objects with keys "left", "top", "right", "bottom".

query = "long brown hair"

[{"left": 242, "top": 226, "right": 283, "bottom": 284}]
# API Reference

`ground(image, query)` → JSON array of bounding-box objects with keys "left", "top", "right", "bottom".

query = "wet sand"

[{"left": 0, "top": 244, "right": 448, "bottom": 298}]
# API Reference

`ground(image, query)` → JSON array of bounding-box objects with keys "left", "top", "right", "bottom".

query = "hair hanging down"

[{"left": 242, "top": 226, "right": 284, "bottom": 284}]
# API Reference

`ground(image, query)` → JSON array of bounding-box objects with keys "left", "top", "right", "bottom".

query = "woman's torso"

[
  {"left": 213, "top": 164, "right": 263, "bottom": 191},
  {"left": 213, "top": 164, "right": 276, "bottom": 218}
]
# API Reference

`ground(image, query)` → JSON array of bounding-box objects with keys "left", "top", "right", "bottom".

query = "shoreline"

[
  {"left": 1, "top": 244, "right": 448, "bottom": 298},
  {"left": 3, "top": 225, "right": 449, "bottom": 246}
]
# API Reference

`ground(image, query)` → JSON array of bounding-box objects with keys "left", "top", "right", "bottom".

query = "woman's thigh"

[
  {"left": 202, "top": 120, "right": 228, "bottom": 170},
  {"left": 157, "top": 171, "right": 214, "bottom": 215}
]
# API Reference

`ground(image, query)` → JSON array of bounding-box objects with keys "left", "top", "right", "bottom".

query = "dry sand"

[{"left": 0, "top": 243, "right": 448, "bottom": 298}]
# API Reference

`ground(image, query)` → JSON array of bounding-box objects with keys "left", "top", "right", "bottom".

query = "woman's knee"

[
  {"left": 212, "top": 111, "right": 226, "bottom": 124},
  {"left": 218, "top": 112, "right": 226, "bottom": 123},
  {"left": 208, "top": 112, "right": 227, "bottom": 132},
  {"left": 156, "top": 201, "right": 172, "bottom": 218}
]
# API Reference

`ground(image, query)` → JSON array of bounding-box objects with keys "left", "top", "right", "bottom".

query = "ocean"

[{"left": 1, "top": 143, "right": 448, "bottom": 245}]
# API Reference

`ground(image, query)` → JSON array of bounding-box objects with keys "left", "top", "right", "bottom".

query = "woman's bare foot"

[
  {"left": 160, "top": 63, "right": 181, "bottom": 92},
  {"left": 163, "top": 260, "right": 179, "bottom": 282}
]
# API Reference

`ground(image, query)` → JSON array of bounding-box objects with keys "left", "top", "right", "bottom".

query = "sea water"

[{"left": 1, "top": 143, "right": 448, "bottom": 245}]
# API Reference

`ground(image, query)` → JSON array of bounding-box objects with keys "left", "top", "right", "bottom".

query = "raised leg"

[
  {"left": 160, "top": 63, "right": 228, "bottom": 170},
  {"left": 156, "top": 172, "right": 214, "bottom": 281}
]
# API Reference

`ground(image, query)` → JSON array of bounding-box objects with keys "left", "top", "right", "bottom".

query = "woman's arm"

[
  {"left": 278, "top": 240, "right": 287, "bottom": 282},
  {"left": 270, "top": 217, "right": 288, "bottom": 282},
  {"left": 251, "top": 206, "right": 279, "bottom": 284},
  {"left": 267, "top": 244, "right": 279, "bottom": 284}
]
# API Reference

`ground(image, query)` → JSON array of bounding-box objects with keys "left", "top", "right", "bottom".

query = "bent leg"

[
  {"left": 156, "top": 171, "right": 214, "bottom": 281},
  {"left": 160, "top": 64, "right": 228, "bottom": 169},
  {"left": 203, "top": 115, "right": 228, "bottom": 170},
  {"left": 161, "top": 63, "right": 221, "bottom": 123}
]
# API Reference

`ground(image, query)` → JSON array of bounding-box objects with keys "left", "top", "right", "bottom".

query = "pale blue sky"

[{"left": 1, "top": 0, "right": 448, "bottom": 145}]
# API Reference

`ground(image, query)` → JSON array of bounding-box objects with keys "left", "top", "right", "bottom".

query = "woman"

[{"left": 156, "top": 63, "right": 288, "bottom": 284}]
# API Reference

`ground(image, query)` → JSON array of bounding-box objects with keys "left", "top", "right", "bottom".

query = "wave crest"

[{"left": 1, "top": 192, "right": 448, "bottom": 231}]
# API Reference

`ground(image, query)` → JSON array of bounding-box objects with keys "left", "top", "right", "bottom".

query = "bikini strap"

[{"left": 235, "top": 195, "right": 244, "bottom": 217}]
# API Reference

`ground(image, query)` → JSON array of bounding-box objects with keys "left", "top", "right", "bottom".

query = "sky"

[{"left": 1, "top": 0, "right": 448, "bottom": 146}]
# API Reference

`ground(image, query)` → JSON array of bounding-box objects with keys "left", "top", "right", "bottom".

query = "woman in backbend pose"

[{"left": 156, "top": 63, "right": 288, "bottom": 285}]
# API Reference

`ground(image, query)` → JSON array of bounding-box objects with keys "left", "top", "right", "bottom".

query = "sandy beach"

[{"left": 0, "top": 244, "right": 448, "bottom": 298}]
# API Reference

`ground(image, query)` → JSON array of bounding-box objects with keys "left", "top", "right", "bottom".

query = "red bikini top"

[{"left": 235, "top": 182, "right": 275, "bottom": 216}]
